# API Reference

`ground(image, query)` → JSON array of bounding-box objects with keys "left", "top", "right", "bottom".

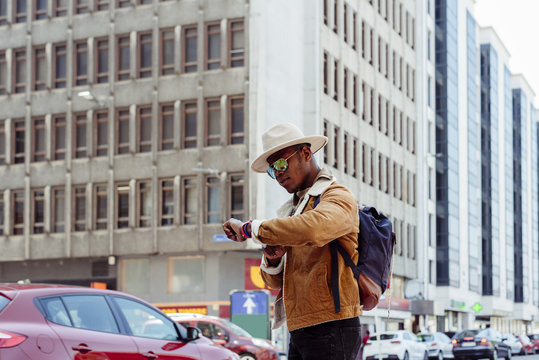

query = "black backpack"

[{"left": 313, "top": 196, "right": 396, "bottom": 312}]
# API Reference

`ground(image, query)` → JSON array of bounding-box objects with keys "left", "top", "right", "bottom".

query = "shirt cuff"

[
  {"left": 260, "top": 254, "right": 284, "bottom": 275},
  {"left": 250, "top": 219, "right": 265, "bottom": 246}
]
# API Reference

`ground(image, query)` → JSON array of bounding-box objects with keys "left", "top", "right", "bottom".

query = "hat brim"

[{"left": 251, "top": 135, "right": 328, "bottom": 173}]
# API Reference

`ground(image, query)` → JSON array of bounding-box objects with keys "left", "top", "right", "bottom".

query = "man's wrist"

[{"left": 241, "top": 221, "right": 252, "bottom": 239}]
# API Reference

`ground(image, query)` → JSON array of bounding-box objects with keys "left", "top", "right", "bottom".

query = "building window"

[
  {"left": 182, "top": 101, "right": 197, "bottom": 149},
  {"left": 116, "top": 108, "right": 129, "bottom": 154},
  {"left": 229, "top": 96, "right": 244, "bottom": 144},
  {"left": 229, "top": 174, "right": 244, "bottom": 221},
  {"left": 160, "top": 179, "right": 174, "bottom": 226},
  {"left": 74, "top": 113, "right": 87, "bottom": 158},
  {"left": 206, "top": 98, "right": 220, "bottom": 146},
  {"left": 352, "top": 138, "right": 357, "bottom": 178},
  {"left": 54, "top": 0, "right": 67, "bottom": 16},
  {"left": 96, "top": 38, "right": 109, "bottom": 83},
  {"left": 34, "top": 47, "right": 47, "bottom": 91},
  {"left": 117, "top": 0, "right": 130, "bottom": 8},
  {"left": 73, "top": 186, "right": 86, "bottom": 231},
  {"left": 229, "top": 19, "right": 244, "bottom": 67},
  {"left": 206, "top": 23, "right": 220, "bottom": 70},
  {"left": 333, "top": 126, "right": 339, "bottom": 169},
  {"left": 333, "top": 60, "right": 338, "bottom": 101},
  {"left": 333, "top": 0, "right": 337, "bottom": 33},
  {"left": 362, "top": 143, "right": 367, "bottom": 183},
  {"left": 183, "top": 25, "right": 197, "bottom": 73},
  {"left": 161, "top": 29, "right": 175, "bottom": 76},
  {"left": 138, "top": 32, "right": 152, "bottom": 78},
  {"left": 343, "top": 68, "right": 348, "bottom": 108},
  {"left": 14, "top": 49, "right": 26, "bottom": 93},
  {"left": 137, "top": 105, "right": 152, "bottom": 152},
  {"left": 0, "top": 51, "right": 6, "bottom": 94},
  {"left": 13, "top": 118, "right": 25, "bottom": 164},
  {"left": 205, "top": 176, "right": 220, "bottom": 224},
  {"left": 0, "top": 0, "right": 7, "bottom": 24},
  {"left": 52, "top": 188, "right": 65, "bottom": 233},
  {"left": 138, "top": 181, "right": 151, "bottom": 228},
  {"left": 122, "top": 258, "right": 149, "bottom": 296},
  {"left": 95, "top": 110, "right": 108, "bottom": 156},
  {"left": 33, "top": 118, "right": 46, "bottom": 162},
  {"left": 0, "top": 191, "right": 3, "bottom": 235},
  {"left": 343, "top": 4, "right": 348, "bottom": 42},
  {"left": 75, "top": 0, "right": 89, "bottom": 14},
  {"left": 116, "top": 183, "right": 129, "bottom": 229},
  {"left": 95, "top": 184, "right": 108, "bottom": 230},
  {"left": 182, "top": 177, "right": 197, "bottom": 225},
  {"left": 32, "top": 189, "right": 45, "bottom": 234},
  {"left": 352, "top": 74, "right": 358, "bottom": 114},
  {"left": 352, "top": 11, "right": 357, "bottom": 49},
  {"left": 15, "top": 0, "right": 26, "bottom": 22},
  {"left": 12, "top": 190, "right": 24, "bottom": 235},
  {"left": 168, "top": 256, "right": 204, "bottom": 294},
  {"left": 323, "top": 120, "right": 328, "bottom": 164},
  {"left": 117, "top": 35, "right": 130, "bottom": 81},
  {"left": 96, "top": 0, "right": 109, "bottom": 11},
  {"left": 344, "top": 133, "right": 348, "bottom": 174},
  {"left": 0, "top": 120, "right": 5, "bottom": 164},
  {"left": 74, "top": 41, "right": 88, "bottom": 86},
  {"left": 323, "top": 52, "right": 328, "bottom": 95},
  {"left": 53, "top": 115, "right": 66, "bottom": 160},
  {"left": 159, "top": 103, "right": 174, "bottom": 151},
  {"left": 53, "top": 44, "right": 66, "bottom": 88}
]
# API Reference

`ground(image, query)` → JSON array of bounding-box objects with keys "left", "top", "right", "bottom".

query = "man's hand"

[
  {"left": 223, "top": 218, "right": 245, "bottom": 242},
  {"left": 263, "top": 245, "right": 287, "bottom": 266}
]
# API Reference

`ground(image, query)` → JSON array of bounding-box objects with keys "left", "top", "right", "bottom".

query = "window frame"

[
  {"left": 159, "top": 178, "right": 174, "bottom": 227},
  {"left": 13, "top": 48, "right": 26, "bottom": 93},
  {"left": 53, "top": 0, "right": 67, "bottom": 16},
  {"left": 229, "top": 173, "right": 244, "bottom": 221},
  {"left": 95, "top": 37, "right": 109, "bottom": 83},
  {"left": 94, "top": 110, "right": 109, "bottom": 157},
  {"left": 14, "top": 0, "right": 27, "bottom": 23},
  {"left": 12, "top": 118, "right": 25, "bottom": 164},
  {"left": 32, "top": 188, "right": 45, "bottom": 234},
  {"left": 32, "top": 117, "right": 46, "bottom": 162},
  {"left": 160, "top": 28, "right": 175, "bottom": 76},
  {"left": 181, "top": 100, "right": 197, "bottom": 149},
  {"left": 73, "top": 185, "right": 87, "bottom": 232},
  {"left": 182, "top": 25, "right": 197, "bottom": 73},
  {"left": 181, "top": 176, "right": 197, "bottom": 225},
  {"left": 53, "top": 43, "right": 67, "bottom": 88},
  {"left": 205, "top": 22, "right": 221, "bottom": 71},
  {"left": 228, "top": 95, "right": 244, "bottom": 145},
  {"left": 73, "top": 113, "right": 88, "bottom": 158},
  {"left": 0, "top": 51, "right": 6, "bottom": 95},
  {"left": 138, "top": 31, "right": 152, "bottom": 78},
  {"left": 34, "top": 46, "right": 47, "bottom": 91},
  {"left": 116, "top": 107, "right": 130, "bottom": 155},
  {"left": 116, "top": 182, "right": 130, "bottom": 229},
  {"left": 228, "top": 19, "right": 244, "bottom": 67},
  {"left": 52, "top": 187, "right": 65, "bottom": 233},
  {"left": 137, "top": 105, "right": 152, "bottom": 152},
  {"left": 74, "top": 40, "right": 89, "bottom": 86},
  {"left": 137, "top": 180, "right": 151, "bottom": 228},
  {"left": 12, "top": 190, "right": 25, "bottom": 235},
  {"left": 159, "top": 103, "right": 175, "bottom": 151},
  {"left": 205, "top": 97, "right": 220, "bottom": 147},
  {"left": 52, "top": 115, "right": 66, "bottom": 160},
  {"left": 117, "top": 34, "right": 130, "bottom": 81}
]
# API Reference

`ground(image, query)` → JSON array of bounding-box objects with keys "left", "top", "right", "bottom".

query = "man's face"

[{"left": 267, "top": 146, "right": 307, "bottom": 193}]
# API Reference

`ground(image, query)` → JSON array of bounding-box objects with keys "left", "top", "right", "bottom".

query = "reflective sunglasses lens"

[
  {"left": 266, "top": 167, "right": 276, "bottom": 179},
  {"left": 273, "top": 158, "right": 288, "bottom": 172}
]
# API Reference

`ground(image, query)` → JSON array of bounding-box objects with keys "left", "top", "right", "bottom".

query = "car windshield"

[
  {"left": 457, "top": 330, "right": 479, "bottom": 339},
  {"left": 529, "top": 334, "right": 539, "bottom": 340},
  {"left": 418, "top": 334, "right": 434, "bottom": 342},
  {"left": 221, "top": 319, "right": 252, "bottom": 338}
]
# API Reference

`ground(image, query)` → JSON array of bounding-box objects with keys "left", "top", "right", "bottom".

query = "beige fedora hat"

[{"left": 251, "top": 123, "right": 328, "bottom": 173}]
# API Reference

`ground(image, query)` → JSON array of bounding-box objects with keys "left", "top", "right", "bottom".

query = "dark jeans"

[{"left": 288, "top": 317, "right": 361, "bottom": 360}]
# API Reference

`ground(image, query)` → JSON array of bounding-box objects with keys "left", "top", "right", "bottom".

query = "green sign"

[
  {"left": 451, "top": 300, "right": 466, "bottom": 310},
  {"left": 472, "top": 302, "right": 483, "bottom": 313},
  {"left": 230, "top": 290, "right": 270, "bottom": 339}
]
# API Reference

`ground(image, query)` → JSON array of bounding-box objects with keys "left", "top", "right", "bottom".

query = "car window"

[
  {"left": 419, "top": 334, "right": 434, "bottom": 342},
  {"left": 112, "top": 296, "right": 184, "bottom": 340},
  {"left": 41, "top": 297, "right": 71, "bottom": 326},
  {"left": 62, "top": 295, "right": 119, "bottom": 334},
  {"left": 222, "top": 319, "right": 252, "bottom": 338},
  {"left": 0, "top": 295, "right": 10, "bottom": 313},
  {"left": 457, "top": 330, "right": 479, "bottom": 339},
  {"left": 379, "top": 334, "right": 396, "bottom": 340},
  {"left": 197, "top": 321, "right": 214, "bottom": 338}
]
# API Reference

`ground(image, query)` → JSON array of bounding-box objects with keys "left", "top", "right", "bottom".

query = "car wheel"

[
  {"left": 490, "top": 349, "right": 498, "bottom": 360},
  {"left": 505, "top": 349, "right": 511, "bottom": 360},
  {"left": 239, "top": 353, "right": 256, "bottom": 360},
  {"left": 403, "top": 351, "right": 409, "bottom": 360},
  {"left": 437, "top": 351, "right": 443, "bottom": 360}
]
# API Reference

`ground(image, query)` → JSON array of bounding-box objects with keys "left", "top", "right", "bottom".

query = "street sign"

[{"left": 230, "top": 290, "right": 270, "bottom": 339}]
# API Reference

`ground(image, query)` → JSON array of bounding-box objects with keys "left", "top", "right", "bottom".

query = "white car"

[
  {"left": 502, "top": 333, "right": 523, "bottom": 355},
  {"left": 363, "top": 330, "right": 429, "bottom": 360},
  {"left": 417, "top": 332, "right": 454, "bottom": 359}
]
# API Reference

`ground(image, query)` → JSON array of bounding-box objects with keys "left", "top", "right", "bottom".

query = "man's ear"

[{"left": 301, "top": 146, "right": 312, "bottom": 161}]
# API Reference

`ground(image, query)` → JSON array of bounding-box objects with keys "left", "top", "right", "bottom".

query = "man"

[{"left": 223, "top": 123, "right": 362, "bottom": 360}]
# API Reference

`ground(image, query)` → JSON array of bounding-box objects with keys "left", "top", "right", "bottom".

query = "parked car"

[
  {"left": 451, "top": 328, "right": 511, "bottom": 360},
  {"left": 528, "top": 334, "right": 539, "bottom": 354},
  {"left": 518, "top": 334, "right": 535, "bottom": 355},
  {"left": 0, "top": 283, "right": 239, "bottom": 360},
  {"left": 362, "top": 330, "right": 429, "bottom": 360},
  {"left": 169, "top": 312, "right": 284, "bottom": 360},
  {"left": 417, "top": 332, "right": 454, "bottom": 359},
  {"left": 502, "top": 333, "right": 523, "bottom": 355}
]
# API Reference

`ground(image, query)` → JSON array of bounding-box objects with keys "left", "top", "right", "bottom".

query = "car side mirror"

[
  {"left": 502, "top": 337, "right": 507, "bottom": 341},
  {"left": 185, "top": 326, "right": 201, "bottom": 341}
]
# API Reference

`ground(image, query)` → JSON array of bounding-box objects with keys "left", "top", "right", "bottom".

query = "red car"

[
  {"left": 527, "top": 334, "right": 539, "bottom": 354},
  {"left": 518, "top": 334, "right": 535, "bottom": 355},
  {"left": 170, "top": 313, "right": 284, "bottom": 360},
  {"left": 0, "top": 283, "right": 239, "bottom": 360}
]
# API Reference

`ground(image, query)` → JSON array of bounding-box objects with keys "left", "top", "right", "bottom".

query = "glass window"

[
  {"left": 206, "top": 23, "right": 220, "bottom": 70},
  {"left": 137, "top": 105, "right": 151, "bottom": 152},
  {"left": 116, "top": 108, "right": 129, "bottom": 154},
  {"left": 183, "top": 25, "right": 197, "bottom": 73},
  {"left": 206, "top": 176, "right": 220, "bottom": 223},
  {"left": 75, "top": 0, "right": 89, "bottom": 14},
  {"left": 95, "top": 184, "right": 107, "bottom": 230},
  {"left": 159, "top": 103, "right": 174, "bottom": 150},
  {"left": 205, "top": 98, "right": 220, "bottom": 146},
  {"left": 15, "top": 0, "right": 26, "bottom": 22},
  {"left": 74, "top": 113, "right": 87, "bottom": 158},
  {"left": 0, "top": 121, "right": 4, "bottom": 165},
  {"left": 161, "top": 29, "right": 175, "bottom": 75},
  {"left": 182, "top": 177, "right": 197, "bottom": 225},
  {"left": 116, "top": 183, "right": 129, "bottom": 229},
  {"left": 33, "top": 189, "right": 45, "bottom": 234},
  {"left": 74, "top": 41, "right": 88, "bottom": 86},
  {"left": 53, "top": 188, "right": 65, "bottom": 233},
  {"left": 230, "top": 174, "right": 244, "bottom": 221},
  {"left": 169, "top": 256, "right": 204, "bottom": 293},
  {"left": 117, "top": 35, "right": 130, "bottom": 81},
  {"left": 0, "top": 191, "right": 4, "bottom": 235},
  {"left": 96, "top": 38, "right": 109, "bottom": 83},
  {"left": 14, "top": 49, "right": 26, "bottom": 93},
  {"left": 138, "top": 181, "right": 151, "bottom": 227},
  {"left": 54, "top": 0, "right": 67, "bottom": 16},
  {"left": 34, "top": 47, "right": 46, "bottom": 91},
  {"left": 73, "top": 186, "right": 86, "bottom": 231},
  {"left": 12, "top": 190, "right": 24, "bottom": 235},
  {"left": 53, "top": 116, "right": 66, "bottom": 160},
  {"left": 0, "top": 51, "right": 6, "bottom": 94},
  {"left": 33, "top": 118, "right": 46, "bottom": 162},
  {"left": 121, "top": 258, "right": 149, "bottom": 296},
  {"left": 0, "top": 0, "right": 7, "bottom": 24},
  {"left": 229, "top": 20, "right": 244, "bottom": 67},
  {"left": 160, "top": 179, "right": 174, "bottom": 226},
  {"left": 53, "top": 44, "right": 66, "bottom": 88},
  {"left": 96, "top": 0, "right": 109, "bottom": 11},
  {"left": 112, "top": 296, "right": 182, "bottom": 339},
  {"left": 229, "top": 96, "right": 244, "bottom": 144},
  {"left": 62, "top": 295, "right": 119, "bottom": 333},
  {"left": 41, "top": 297, "right": 71, "bottom": 326},
  {"left": 323, "top": 52, "right": 328, "bottom": 95},
  {"left": 182, "top": 101, "right": 197, "bottom": 148},
  {"left": 117, "top": 0, "right": 130, "bottom": 8},
  {"left": 95, "top": 111, "right": 108, "bottom": 156},
  {"left": 138, "top": 32, "right": 152, "bottom": 78}
]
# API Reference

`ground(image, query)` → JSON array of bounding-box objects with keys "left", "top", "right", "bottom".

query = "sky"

[{"left": 475, "top": 0, "right": 539, "bottom": 108}]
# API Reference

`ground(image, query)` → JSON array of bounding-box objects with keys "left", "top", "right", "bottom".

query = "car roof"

[
  {"left": 168, "top": 313, "right": 223, "bottom": 322},
  {"left": 0, "top": 282, "right": 134, "bottom": 300}
]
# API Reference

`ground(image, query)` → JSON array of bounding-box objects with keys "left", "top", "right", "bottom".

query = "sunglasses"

[{"left": 266, "top": 149, "right": 299, "bottom": 179}]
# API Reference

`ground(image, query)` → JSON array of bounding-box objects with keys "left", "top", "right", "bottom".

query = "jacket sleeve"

[
  {"left": 260, "top": 256, "right": 284, "bottom": 289},
  {"left": 254, "top": 185, "right": 358, "bottom": 247}
]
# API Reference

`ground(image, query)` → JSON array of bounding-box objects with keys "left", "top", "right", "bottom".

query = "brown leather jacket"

[{"left": 251, "top": 169, "right": 361, "bottom": 331}]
